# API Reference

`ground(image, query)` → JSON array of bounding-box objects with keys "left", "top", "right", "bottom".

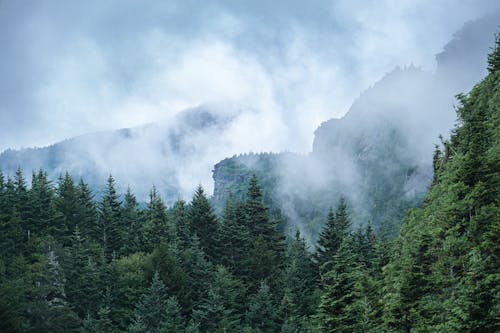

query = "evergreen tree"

[
  {"left": 245, "top": 175, "right": 283, "bottom": 285},
  {"left": 216, "top": 195, "right": 250, "bottom": 276},
  {"left": 161, "top": 296, "right": 184, "bottom": 333},
  {"left": 193, "top": 266, "right": 243, "bottom": 332},
  {"left": 315, "top": 198, "right": 351, "bottom": 273},
  {"left": 98, "top": 175, "right": 122, "bottom": 260},
  {"left": 316, "top": 238, "right": 358, "bottom": 333},
  {"left": 121, "top": 187, "right": 141, "bottom": 255},
  {"left": 171, "top": 199, "right": 191, "bottom": 246},
  {"left": 75, "top": 179, "right": 98, "bottom": 241},
  {"left": 382, "top": 39, "right": 500, "bottom": 332},
  {"left": 28, "top": 170, "right": 56, "bottom": 238},
  {"left": 280, "top": 230, "right": 319, "bottom": 328},
  {"left": 128, "top": 271, "right": 169, "bottom": 333},
  {"left": 188, "top": 185, "right": 218, "bottom": 260},
  {"left": 246, "top": 281, "right": 278, "bottom": 333},
  {"left": 54, "top": 172, "right": 79, "bottom": 240}
]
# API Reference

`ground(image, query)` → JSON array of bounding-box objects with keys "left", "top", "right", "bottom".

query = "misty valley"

[{"left": 0, "top": 4, "right": 499, "bottom": 333}]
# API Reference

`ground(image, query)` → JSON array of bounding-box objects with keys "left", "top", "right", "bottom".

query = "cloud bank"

[{"left": 1, "top": 0, "right": 499, "bottom": 152}]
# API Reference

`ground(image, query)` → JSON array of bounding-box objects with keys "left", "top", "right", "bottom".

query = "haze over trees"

[{"left": 0, "top": 24, "right": 499, "bottom": 333}]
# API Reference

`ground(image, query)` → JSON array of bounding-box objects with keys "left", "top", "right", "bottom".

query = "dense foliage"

[{"left": 0, "top": 36, "right": 498, "bottom": 333}]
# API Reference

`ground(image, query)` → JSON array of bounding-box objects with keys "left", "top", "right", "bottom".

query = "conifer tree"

[
  {"left": 245, "top": 175, "right": 283, "bottom": 285},
  {"left": 316, "top": 238, "right": 358, "bottom": 333},
  {"left": 75, "top": 179, "right": 97, "bottom": 241},
  {"left": 121, "top": 187, "right": 140, "bottom": 255},
  {"left": 54, "top": 172, "right": 79, "bottom": 239},
  {"left": 28, "top": 170, "right": 56, "bottom": 237},
  {"left": 193, "top": 266, "right": 243, "bottom": 332},
  {"left": 315, "top": 198, "right": 351, "bottom": 273},
  {"left": 161, "top": 296, "right": 184, "bottom": 333},
  {"left": 98, "top": 175, "right": 122, "bottom": 260},
  {"left": 280, "top": 230, "right": 318, "bottom": 327},
  {"left": 128, "top": 271, "right": 169, "bottom": 333},
  {"left": 246, "top": 281, "right": 278, "bottom": 333},
  {"left": 171, "top": 199, "right": 191, "bottom": 246},
  {"left": 142, "top": 187, "right": 175, "bottom": 252},
  {"left": 188, "top": 185, "right": 218, "bottom": 260},
  {"left": 216, "top": 195, "right": 250, "bottom": 276}
]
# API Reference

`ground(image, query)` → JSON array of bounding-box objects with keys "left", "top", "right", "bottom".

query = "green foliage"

[
  {"left": 188, "top": 185, "right": 219, "bottom": 260},
  {"left": 0, "top": 41, "right": 497, "bottom": 331},
  {"left": 315, "top": 198, "right": 351, "bottom": 273},
  {"left": 246, "top": 281, "right": 279, "bottom": 333}
]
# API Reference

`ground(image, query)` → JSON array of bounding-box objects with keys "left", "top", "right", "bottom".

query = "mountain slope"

[
  {"left": 0, "top": 106, "right": 236, "bottom": 202},
  {"left": 212, "top": 14, "right": 499, "bottom": 240},
  {"left": 382, "top": 37, "right": 500, "bottom": 331}
]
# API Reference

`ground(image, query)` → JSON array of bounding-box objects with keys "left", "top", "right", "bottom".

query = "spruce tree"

[
  {"left": 316, "top": 238, "right": 358, "bottom": 333},
  {"left": 75, "top": 179, "right": 98, "bottom": 242},
  {"left": 315, "top": 198, "right": 351, "bottom": 273},
  {"left": 246, "top": 281, "right": 278, "bottom": 333},
  {"left": 142, "top": 187, "right": 175, "bottom": 252},
  {"left": 98, "top": 175, "right": 122, "bottom": 260},
  {"left": 188, "top": 185, "right": 218, "bottom": 260},
  {"left": 216, "top": 195, "right": 250, "bottom": 276},
  {"left": 54, "top": 172, "right": 79, "bottom": 240},
  {"left": 193, "top": 266, "right": 243, "bottom": 332},
  {"left": 129, "top": 271, "right": 169, "bottom": 333},
  {"left": 245, "top": 175, "right": 283, "bottom": 285},
  {"left": 121, "top": 187, "right": 140, "bottom": 255}
]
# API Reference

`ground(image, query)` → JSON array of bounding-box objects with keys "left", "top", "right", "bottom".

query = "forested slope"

[{"left": 0, "top": 27, "right": 498, "bottom": 333}]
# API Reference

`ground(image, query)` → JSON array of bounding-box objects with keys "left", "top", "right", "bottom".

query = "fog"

[{"left": 0, "top": 1, "right": 499, "bottom": 202}]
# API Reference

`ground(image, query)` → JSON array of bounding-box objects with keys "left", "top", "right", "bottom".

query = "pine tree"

[
  {"left": 98, "top": 175, "right": 122, "bottom": 260},
  {"left": 75, "top": 179, "right": 98, "bottom": 242},
  {"left": 188, "top": 185, "right": 218, "bottom": 260},
  {"left": 316, "top": 238, "right": 358, "bottom": 333},
  {"left": 280, "top": 230, "right": 319, "bottom": 328},
  {"left": 128, "top": 271, "right": 169, "bottom": 333},
  {"left": 171, "top": 199, "right": 191, "bottom": 246},
  {"left": 54, "top": 172, "right": 79, "bottom": 240},
  {"left": 28, "top": 170, "right": 56, "bottom": 238},
  {"left": 216, "top": 195, "right": 250, "bottom": 276},
  {"left": 315, "top": 198, "right": 351, "bottom": 273},
  {"left": 246, "top": 281, "right": 278, "bottom": 333},
  {"left": 142, "top": 187, "right": 175, "bottom": 252},
  {"left": 161, "top": 296, "right": 184, "bottom": 333},
  {"left": 181, "top": 236, "right": 213, "bottom": 312},
  {"left": 245, "top": 175, "right": 283, "bottom": 285},
  {"left": 487, "top": 32, "right": 500, "bottom": 73},
  {"left": 120, "top": 187, "right": 141, "bottom": 255},
  {"left": 193, "top": 266, "right": 243, "bottom": 332}
]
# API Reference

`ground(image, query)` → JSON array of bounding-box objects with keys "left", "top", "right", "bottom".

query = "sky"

[{"left": 0, "top": 0, "right": 499, "bottom": 154}]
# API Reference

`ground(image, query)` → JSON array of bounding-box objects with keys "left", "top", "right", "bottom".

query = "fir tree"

[
  {"left": 316, "top": 238, "right": 358, "bottom": 333},
  {"left": 188, "top": 185, "right": 218, "bottom": 260},
  {"left": 315, "top": 198, "right": 351, "bottom": 273},
  {"left": 246, "top": 281, "right": 278, "bottom": 333},
  {"left": 98, "top": 175, "right": 122, "bottom": 260},
  {"left": 129, "top": 271, "right": 168, "bottom": 333}
]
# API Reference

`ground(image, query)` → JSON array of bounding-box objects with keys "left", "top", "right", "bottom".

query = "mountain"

[
  {"left": 0, "top": 106, "right": 237, "bottom": 202},
  {"left": 212, "top": 14, "right": 500, "bottom": 240},
  {"left": 382, "top": 38, "right": 500, "bottom": 331},
  {"left": 0, "top": 12, "right": 497, "bottom": 236}
]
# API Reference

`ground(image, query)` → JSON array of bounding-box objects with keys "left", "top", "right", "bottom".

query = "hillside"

[
  {"left": 0, "top": 106, "right": 237, "bottom": 202},
  {"left": 212, "top": 15, "right": 499, "bottom": 239}
]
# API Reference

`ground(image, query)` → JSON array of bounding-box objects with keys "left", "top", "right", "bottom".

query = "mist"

[{"left": 0, "top": 1, "right": 499, "bottom": 203}]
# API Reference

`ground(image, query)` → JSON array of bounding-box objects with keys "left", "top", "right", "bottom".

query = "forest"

[{"left": 0, "top": 36, "right": 499, "bottom": 333}]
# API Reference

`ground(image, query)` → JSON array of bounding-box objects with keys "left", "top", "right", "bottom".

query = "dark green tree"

[
  {"left": 245, "top": 281, "right": 278, "bottom": 333},
  {"left": 315, "top": 198, "right": 351, "bottom": 273},
  {"left": 188, "top": 185, "right": 218, "bottom": 260},
  {"left": 98, "top": 175, "right": 122, "bottom": 260}
]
